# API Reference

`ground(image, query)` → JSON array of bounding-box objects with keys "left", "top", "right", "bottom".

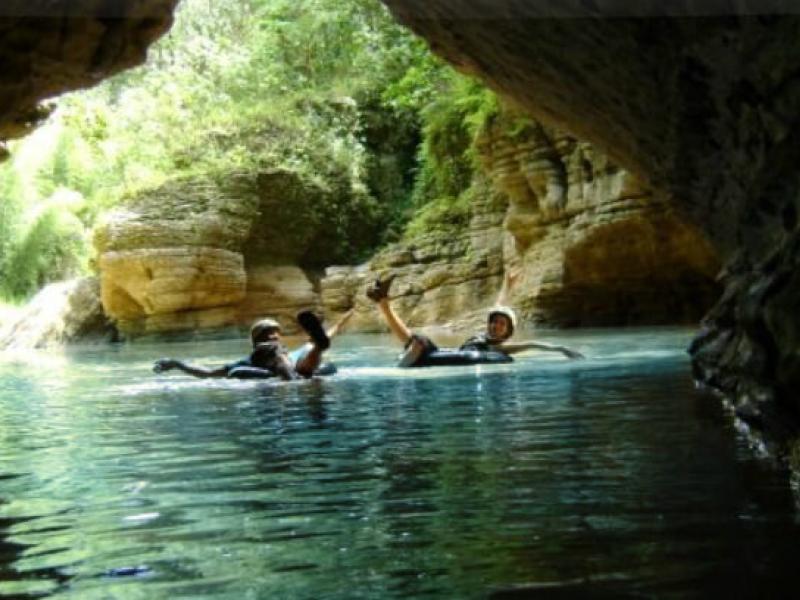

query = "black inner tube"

[{"left": 409, "top": 349, "right": 513, "bottom": 368}]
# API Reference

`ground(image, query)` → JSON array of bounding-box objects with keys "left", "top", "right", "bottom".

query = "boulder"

[{"left": 0, "top": 277, "right": 115, "bottom": 349}]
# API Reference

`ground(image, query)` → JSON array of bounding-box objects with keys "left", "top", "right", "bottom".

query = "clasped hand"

[{"left": 153, "top": 358, "right": 178, "bottom": 373}]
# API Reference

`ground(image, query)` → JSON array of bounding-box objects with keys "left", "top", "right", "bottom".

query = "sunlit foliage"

[{"left": 0, "top": 0, "right": 500, "bottom": 301}]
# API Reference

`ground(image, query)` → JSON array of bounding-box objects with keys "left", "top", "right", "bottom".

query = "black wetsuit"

[
  {"left": 403, "top": 333, "right": 512, "bottom": 367},
  {"left": 225, "top": 345, "right": 337, "bottom": 379}
]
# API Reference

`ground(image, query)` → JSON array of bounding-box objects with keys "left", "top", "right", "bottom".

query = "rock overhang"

[
  {"left": 379, "top": 0, "right": 800, "bottom": 456},
  {"left": 0, "top": 0, "right": 179, "bottom": 149},
  {"left": 381, "top": 0, "right": 800, "bottom": 256}
]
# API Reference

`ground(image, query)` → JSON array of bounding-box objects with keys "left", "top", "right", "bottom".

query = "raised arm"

[
  {"left": 496, "top": 340, "right": 585, "bottom": 359},
  {"left": 495, "top": 267, "right": 521, "bottom": 307},
  {"left": 326, "top": 308, "right": 355, "bottom": 339},
  {"left": 153, "top": 358, "right": 229, "bottom": 378}
]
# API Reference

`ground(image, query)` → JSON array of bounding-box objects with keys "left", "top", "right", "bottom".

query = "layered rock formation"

[
  {"left": 93, "top": 169, "right": 347, "bottom": 337},
  {"left": 0, "top": 0, "right": 178, "bottom": 156},
  {"left": 379, "top": 0, "right": 800, "bottom": 451},
  {"left": 476, "top": 113, "right": 720, "bottom": 326},
  {"left": 320, "top": 178, "right": 508, "bottom": 332},
  {"left": 320, "top": 113, "right": 720, "bottom": 332},
  {"left": 94, "top": 175, "right": 255, "bottom": 335}
]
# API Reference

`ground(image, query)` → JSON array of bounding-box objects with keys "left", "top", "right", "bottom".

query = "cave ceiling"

[
  {"left": 380, "top": 0, "right": 800, "bottom": 260},
  {"left": 0, "top": 0, "right": 179, "bottom": 156}
]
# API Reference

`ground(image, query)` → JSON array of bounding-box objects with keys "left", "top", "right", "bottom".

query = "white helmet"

[{"left": 487, "top": 306, "right": 516, "bottom": 337}]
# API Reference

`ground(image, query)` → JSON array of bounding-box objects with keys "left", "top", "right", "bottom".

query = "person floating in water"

[
  {"left": 153, "top": 309, "right": 353, "bottom": 380},
  {"left": 366, "top": 272, "right": 584, "bottom": 367}
]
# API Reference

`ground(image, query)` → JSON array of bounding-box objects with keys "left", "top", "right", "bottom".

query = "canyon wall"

[
  {"left": 85, "top": 109, "right": 718, "bottom": 343},
  {"left": 379, "top": 0, "right": 800, "bottom": 452},
  {"left": 320, "top": 111, "right": 719, "bottom": 332}
]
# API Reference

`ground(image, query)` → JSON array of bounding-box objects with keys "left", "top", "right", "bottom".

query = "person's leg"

[
  {"left": 367, "top": 274, "right": 436, "bottom": 367},
  {"left": 294, "top": 343, "right": 321, "bottom": 377},
  {"left": 295, "top": 311, "right": 330, "bottom": 378},
  {"left": 366, "top": 274, "right": 412, "bottom": 345},
  {"left": 295, "top": 308, "right": 355, "bottom": 377},
  {"left": 251, "top": 342, "right": 298, "bottom": 380},
  {"left": 398, "top": 336, "right": 426, "bottom": 366}
]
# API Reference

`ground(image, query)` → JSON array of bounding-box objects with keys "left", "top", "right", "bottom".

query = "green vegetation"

[
  {"left": 403, "top": 76, "right": 499, "bottom": 238},
  {"left": 0, "top": 0, "right": 503, "bottom": 302}
]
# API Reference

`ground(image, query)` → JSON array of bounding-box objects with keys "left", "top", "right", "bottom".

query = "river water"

[{"left": 0, "top": 328, "right": 797, "bottom": 599}]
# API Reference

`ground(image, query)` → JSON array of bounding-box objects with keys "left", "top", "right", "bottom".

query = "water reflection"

[{"left": 0, "top": 330, "right": 798, "bottom": 598}]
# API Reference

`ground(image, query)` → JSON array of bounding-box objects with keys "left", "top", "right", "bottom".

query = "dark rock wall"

[
  {"left": 380, "top": 0, "right": 800, "bottom": 451},
  {"left": 0, "top": 0, "right": 178, "bottom": 151}
]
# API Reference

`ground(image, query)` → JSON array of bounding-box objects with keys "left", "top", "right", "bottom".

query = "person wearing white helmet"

[
  {"left": 152, "top": 309, "right": 353, "bottom": 380},
  {"left": 366, "top": 271, "right": 583, "bottom": 367}
]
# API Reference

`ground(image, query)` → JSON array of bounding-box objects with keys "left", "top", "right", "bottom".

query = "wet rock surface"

[{"left": 690, "top": 230, "right": 800, "bottom": 451}]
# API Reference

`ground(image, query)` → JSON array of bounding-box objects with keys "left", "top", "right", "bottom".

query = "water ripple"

[{"left": 1, "top": 330, "right": 798, "bottom": 598}]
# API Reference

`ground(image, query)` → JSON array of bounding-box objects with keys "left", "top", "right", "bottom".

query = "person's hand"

[
  {"left": 328, "top": 308, "right": 355, "bottom": 337},
  {"left": 562, "top": 347, "right": 585, "bottom": 360},
  {"left": 153, "top": 358, "right": 177, "bottom": 373},
  {"left": 505, "top": 267, "right": 521, "bottom": 289}
]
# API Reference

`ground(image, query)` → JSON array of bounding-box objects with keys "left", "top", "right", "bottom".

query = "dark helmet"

[
  {"left": 487, "top": 306, "right": 516, "bottom": 338},
  {"left": 250, "top": 318, "right": 281, "bottom": 345}
]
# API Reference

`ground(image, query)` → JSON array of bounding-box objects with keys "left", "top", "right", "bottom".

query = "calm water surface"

[{"left": 0, "top": 328, "right": 798, "bottom": 599}]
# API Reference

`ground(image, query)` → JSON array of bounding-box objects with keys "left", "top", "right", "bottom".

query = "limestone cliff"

[
  {"left": 320, "top": 111, "right": 720, "bottom": 332},
  {"left": 93, "top": 170, "right": 334, "bottom": 337},
  {"left": 477, "top": 113, "right": 720, "bottom": 326}
]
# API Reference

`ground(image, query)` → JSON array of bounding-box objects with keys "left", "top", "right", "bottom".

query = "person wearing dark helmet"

[
  {"left": 152, "top": 309, "right": 353, "bottom": 380},
  {"left": 366, "top": 272, "right": 583, "bottom": 367}
]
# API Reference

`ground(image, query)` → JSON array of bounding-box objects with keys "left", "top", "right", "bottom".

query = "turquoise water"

[{"left": 0, "top": 329, "right": 797, "bottom": 599}]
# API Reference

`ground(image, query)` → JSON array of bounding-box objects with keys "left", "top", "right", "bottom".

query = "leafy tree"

[
  {"left": 0, "top": 0, "right": 503, "bottom": 301},
  {"left": 2, "top": 191, "right": 88, "bottom": 300}
]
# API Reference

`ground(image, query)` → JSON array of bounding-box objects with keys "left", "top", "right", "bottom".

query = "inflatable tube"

[
  {"left": 227, "top": 362, "right": 338, "bottom": 379},
  {"left": 410, "top": 349, "right": 512, "bottom": 368}
]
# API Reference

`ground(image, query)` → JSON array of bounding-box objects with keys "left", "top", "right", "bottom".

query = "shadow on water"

[{"left": 1, "top": 493, "right": 74, "bottom": 599}]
